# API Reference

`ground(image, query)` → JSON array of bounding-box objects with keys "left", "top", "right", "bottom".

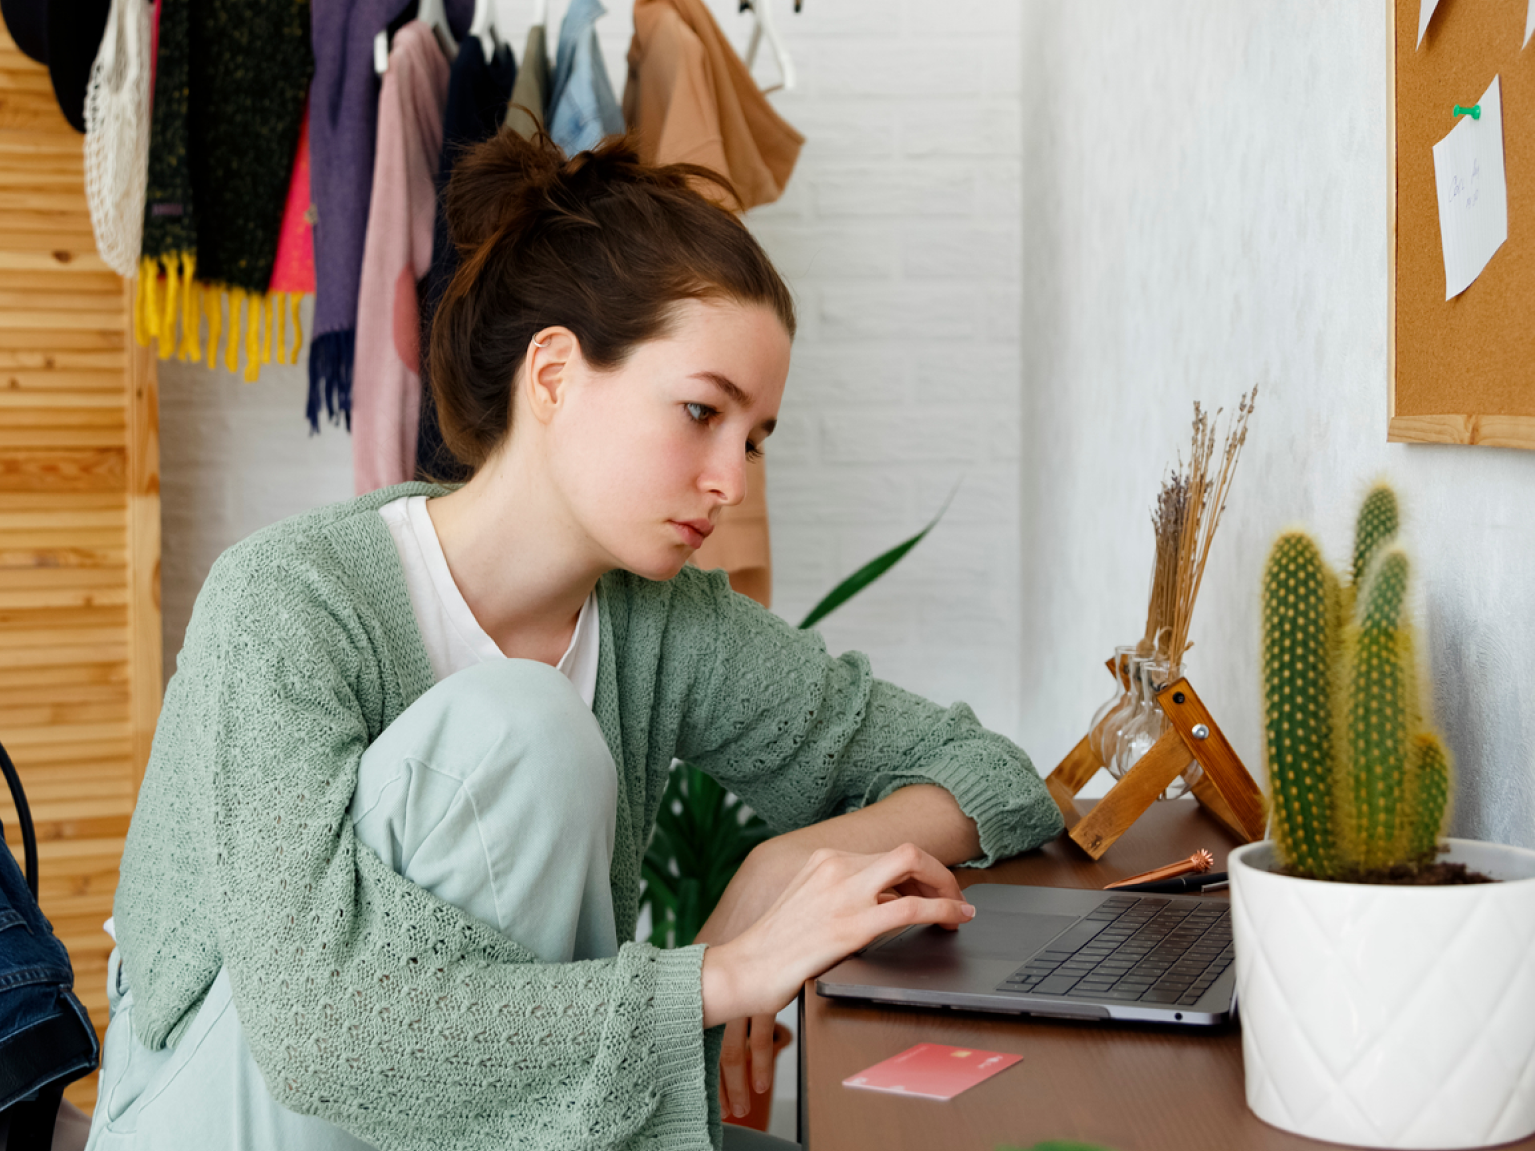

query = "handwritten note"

[
  {"left": 1433, "top": 75, "right": 1508, "bottom": 300},
  {"left": 1419, "top": 0, "right": 1440, "bottom": 47}
]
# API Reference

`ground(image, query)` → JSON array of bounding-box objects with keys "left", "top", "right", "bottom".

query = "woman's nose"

[{"left": 705, "top": 447, "right": 747, "bottom": 507}]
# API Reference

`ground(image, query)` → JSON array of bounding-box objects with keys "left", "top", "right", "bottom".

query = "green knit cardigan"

[{"left": 115, "top": 484, "right": 1063, "bottom": 1150}]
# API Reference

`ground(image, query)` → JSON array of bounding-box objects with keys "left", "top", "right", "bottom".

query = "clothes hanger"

[
  {"left": 738, "top": 0, "right": 796, "bottom": 94},
  {"left": 469, "top": 0, "right": 499, "bottom": 58},
  {"left": 417, "top": 0, "right": 459, "bottom": 58},
  {"left": 375, "top": 0, "right": 458, "bottom": 76}
]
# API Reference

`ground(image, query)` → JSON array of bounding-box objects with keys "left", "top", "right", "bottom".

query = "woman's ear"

[{"left": 524, "top": 327, "right": 580, "bottom": 426}]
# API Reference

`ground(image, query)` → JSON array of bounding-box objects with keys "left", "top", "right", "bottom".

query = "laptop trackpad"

[{"left": 868, "top": 910, "right": 1081, "bottom": 967}]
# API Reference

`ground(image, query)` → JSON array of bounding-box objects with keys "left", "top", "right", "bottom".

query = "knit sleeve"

[
  {"left": 194, "top": 553, "right": 714, "bottom": 1151},
  {"left": 672, "top": 569, "right": 1064, "bottom": 867}
]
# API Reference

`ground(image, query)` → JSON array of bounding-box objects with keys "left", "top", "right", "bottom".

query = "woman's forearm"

[{"left": 768, "top": 783, "right": 981, "bottom": 868}]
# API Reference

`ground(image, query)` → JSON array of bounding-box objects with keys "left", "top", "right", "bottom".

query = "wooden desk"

[{"left": 797, "top": 800, "right": 1535, "bottom": 1151}]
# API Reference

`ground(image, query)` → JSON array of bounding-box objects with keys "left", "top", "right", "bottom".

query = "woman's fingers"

[
  {"left": 864, "top": 892, "right": 975, "bottom": 937},
  {"left": 719, "top": 1016, "right": 751, "bottom": 1118},
  {"left": 859, "top": 842, "right": 965, "bottom": 903},
  {"left": 749, "top": 1012, "right": 776, "bottom": 1094}
]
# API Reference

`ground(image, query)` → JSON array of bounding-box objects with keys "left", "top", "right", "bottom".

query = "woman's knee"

[{"left": 363, "top": 659, "right": 611, "bottom": 781}]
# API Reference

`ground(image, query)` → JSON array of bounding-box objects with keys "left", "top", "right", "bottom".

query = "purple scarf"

[{"left": 307, "top": 0, "right": 471, "bottom": 430}]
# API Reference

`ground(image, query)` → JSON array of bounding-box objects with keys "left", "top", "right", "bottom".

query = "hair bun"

[{"left": 443, "top": 127, "right": 564, "bottom": 252}]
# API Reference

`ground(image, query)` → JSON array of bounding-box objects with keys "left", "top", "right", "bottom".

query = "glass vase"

[
  {"left": 1115, "top": 659, "right": 1202, "bottom": 800},
  {"left": 1087, "top": 645, "right": 1138, "bottom": 766},
  {"left": 1100, "top": 652, "right": 1149, "bottom": 781}
]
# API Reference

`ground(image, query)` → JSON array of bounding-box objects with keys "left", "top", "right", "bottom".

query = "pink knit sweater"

[{"left": 352, "top": 22, "right": 449, "bottom": 493}]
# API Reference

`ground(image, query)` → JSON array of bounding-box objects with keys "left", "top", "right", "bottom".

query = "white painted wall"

[
  {"left": 1018, "top": 2, "right": 1535, "bottom": 846},
  {"left": 160, "top": 0, "right": 1027, "bottom": 750}
]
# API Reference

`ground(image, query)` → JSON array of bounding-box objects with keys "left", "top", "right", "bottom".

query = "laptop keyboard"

[{"left": 996, "top": 894, "right": 1233, "bottom": 1007}]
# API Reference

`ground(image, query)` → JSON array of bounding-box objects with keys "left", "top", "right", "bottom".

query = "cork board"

[{"left": 1390, "top": 0, "right": 1535, "bottom": 450}]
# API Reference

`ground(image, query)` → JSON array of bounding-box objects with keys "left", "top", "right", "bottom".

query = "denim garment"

[
  {"left": 0, "top": 820, "right": 97, "bottom": 1110},
  {"left": 547, "top": 0, "right": 624, "bottom": 156}
]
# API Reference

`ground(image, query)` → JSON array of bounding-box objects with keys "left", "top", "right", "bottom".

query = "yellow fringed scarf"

[{"left": 134, "top": 256, "right": 306, "bottom": 383}]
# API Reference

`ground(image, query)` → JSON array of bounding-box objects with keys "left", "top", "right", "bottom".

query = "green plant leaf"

[{"left": 797, "top": 486, "right": 956, "bottom": 631}]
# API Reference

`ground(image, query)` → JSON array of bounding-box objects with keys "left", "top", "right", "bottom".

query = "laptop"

[{"left": 815, "top": 883, "right": 1237, "bottom": 1025}]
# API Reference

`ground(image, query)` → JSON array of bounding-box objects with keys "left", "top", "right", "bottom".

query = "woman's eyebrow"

[{"left": 690, "top": 371, "right": 776, "bottom": 434}]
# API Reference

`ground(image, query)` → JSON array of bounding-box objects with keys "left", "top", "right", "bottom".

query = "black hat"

[
  {"left": 1, "top": 0, "right": 47, "bottom": 64},
  {"left": 1, "top": 0, "right": 113, "bottom": 134}
]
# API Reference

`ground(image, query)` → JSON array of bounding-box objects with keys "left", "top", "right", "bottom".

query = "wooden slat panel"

[
  {"left": 0, "top": 566, "right": 126, "bottom": 589},
  {"left": 0, "top": 699, "right": 129, "bottom": 730},
  {"left": 0, "top": 390, "right": 125, "bottom": 409},
  {"left": 2, "top": 722, "right": 133, "bottom": 748},
  {"left": 0, "top": 270, "right": 121, "bottom": 294},
  {"left": 0, "top": 652, "right": 129, "bottom": 680},
  {"left": 0, "top": 501, "right": 126, "bottom": 526},
  {"left": 1, "top": 29, "right": 156, "bottom": 1117},
  {"left": 0, "top": 426, "right": 127, "bottom": 449},
  {"left": 2, "top": 371, "right": 129, "bottom": 394},
  {"left": 0, "top": 602, "right": 128, "bottom": 627},
  {"left": 0, "top": 350, "right": 125, "bottom": 371},
  {"left": 0, "top": 249, "right": 112, "bottom": 274},
  {"left": 0, "top": 447, "right": 127, "bottom": 491},
  {"left": 0, "top": 325, "right": 121, "bottom": 348},
  {"left": 0, "top": 308, "right": 126, "bottom": 333},
  {"left": 0, "top": 544, "right": 128, "bottom": 567},
  {"left": 0, "top": 526, "right": 126, "bottom": 549}
]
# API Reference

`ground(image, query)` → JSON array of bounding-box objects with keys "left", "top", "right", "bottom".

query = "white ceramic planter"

[{"left": 1229, "top": 838, "right": 1535, "bottom": 1149}]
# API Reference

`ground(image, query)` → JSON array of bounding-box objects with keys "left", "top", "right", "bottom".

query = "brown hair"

[{"left": 428, "top": 130, "right": 797, "bottom": 472}]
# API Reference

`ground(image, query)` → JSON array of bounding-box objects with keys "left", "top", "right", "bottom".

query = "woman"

[{"left": 90, "top": 133, "right": 1063, "bottom": 1151}]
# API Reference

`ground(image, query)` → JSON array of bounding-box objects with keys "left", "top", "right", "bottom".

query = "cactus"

[
  {"left": 1261, "top": 532, "right": 1340, "bottom": 876},
  {"left": 1259, "top": 485, "right": 1451, "bottom": 879},
  {"left": 1350, "top": 484, "right": 1400, "bottom": 592}
]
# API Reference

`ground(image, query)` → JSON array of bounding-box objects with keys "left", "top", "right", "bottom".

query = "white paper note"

[
  {"left": 1525, "top": 0, "right": 1535, "bottom": 48},
  {"left": 1419, "top": 0, "right": 1440, "bottom": 47},
  {"left": 1433, "top": 75, "right": 1508, "bottom": 300}
]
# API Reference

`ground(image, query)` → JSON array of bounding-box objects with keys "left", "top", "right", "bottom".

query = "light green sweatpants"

[{"left": 86, "top": 660, "right": 622, "bottom": 1150}]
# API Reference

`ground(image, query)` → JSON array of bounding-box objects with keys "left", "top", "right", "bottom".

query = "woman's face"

[{"left": 543, "top": 298, "right": 791, "bottom": 581}]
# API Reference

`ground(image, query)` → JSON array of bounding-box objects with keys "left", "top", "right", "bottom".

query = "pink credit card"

[{"left": 842, "top": 1043, "right": 1023, "bottom": 1101}]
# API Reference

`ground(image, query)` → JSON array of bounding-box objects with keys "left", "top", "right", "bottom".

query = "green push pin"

[{"left": 1453, "top": 104, "right": 1481, "bottom": 120}]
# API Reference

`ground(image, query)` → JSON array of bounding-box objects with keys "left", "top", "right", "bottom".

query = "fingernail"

[
  {"left": 755, "top": 1077, "right": 768, "bottom": 1093},
  {"left": 961, "top": 903, "right": 976, "bottom": 918}
]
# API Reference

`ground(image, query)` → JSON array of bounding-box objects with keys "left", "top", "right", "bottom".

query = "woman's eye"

[
  {"left": 685, "top": 402, "right": 715, "bottom": 424},
  {"left": 746, "top": 441, "right": 764, "bottom": 462}
]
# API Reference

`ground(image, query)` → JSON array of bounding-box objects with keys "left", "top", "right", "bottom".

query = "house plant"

[{"left": 1230, "top": 484, "right": 1535, "bottom": 1149}]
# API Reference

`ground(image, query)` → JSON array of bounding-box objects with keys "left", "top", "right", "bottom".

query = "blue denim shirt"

[
  {"left": 0, "top": 820, "right": 96, "bottom": 1109},
  {"left": 547, "top": 0, "right": 625, "bottom": 156}
]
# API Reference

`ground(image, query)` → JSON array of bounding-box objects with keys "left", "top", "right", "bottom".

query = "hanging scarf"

[
  {"left": 135, "top": 0, "right": 313, "bottom": 382},
  {"left": 308, "top": 0, "right": 471, "bottom": 430},
  {"left": 266, "top": 96, "right": 317, "bottom": 369}
]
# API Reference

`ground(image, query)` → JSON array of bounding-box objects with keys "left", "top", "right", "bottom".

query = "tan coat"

[{"left": 624, "top": 0, "right": 802, "bottom": 606}]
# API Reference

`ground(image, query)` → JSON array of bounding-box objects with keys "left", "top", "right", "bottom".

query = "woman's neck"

[{"left": 424, "top": 447, "right": 604, "bottom": 664}]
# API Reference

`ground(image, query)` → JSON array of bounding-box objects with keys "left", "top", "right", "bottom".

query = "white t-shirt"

[{"left": 378, "top": 495, "right": 600, "bottom": 706}]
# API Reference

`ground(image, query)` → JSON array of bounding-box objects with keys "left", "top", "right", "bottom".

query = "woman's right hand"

[{"left": 699, "top": 843, "right": 975, "bottom": 1028}]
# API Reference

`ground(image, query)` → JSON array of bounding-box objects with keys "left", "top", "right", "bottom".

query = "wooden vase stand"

[{"left": 1045, "top": 660, "right": 1267, "bottom": 859}]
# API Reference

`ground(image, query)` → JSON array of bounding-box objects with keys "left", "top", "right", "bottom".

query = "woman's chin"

[{"left": 617, "top": 550, "right": 692, "bottom": 583}]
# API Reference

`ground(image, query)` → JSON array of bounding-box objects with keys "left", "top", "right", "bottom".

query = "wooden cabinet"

[{"left": 1, "top": 25, "right": 163, "bottom": 1111}]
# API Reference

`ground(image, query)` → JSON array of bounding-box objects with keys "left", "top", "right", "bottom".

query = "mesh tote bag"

[{"left": 83, "top": 0, "right": 151, "bottom": 277}]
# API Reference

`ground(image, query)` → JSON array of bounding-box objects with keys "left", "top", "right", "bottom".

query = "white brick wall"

[{"left": 160, "top": 0, "right": 1028, "bottom": 751}]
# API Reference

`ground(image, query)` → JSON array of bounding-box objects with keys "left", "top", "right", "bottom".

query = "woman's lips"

[{"left": 671, "top": 520, "right": 712, "bottom": 548}]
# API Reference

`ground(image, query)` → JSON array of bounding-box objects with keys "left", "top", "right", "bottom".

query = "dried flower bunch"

[{"left": 1141, "top": 388, "right": 1257, "bottom": 671}]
